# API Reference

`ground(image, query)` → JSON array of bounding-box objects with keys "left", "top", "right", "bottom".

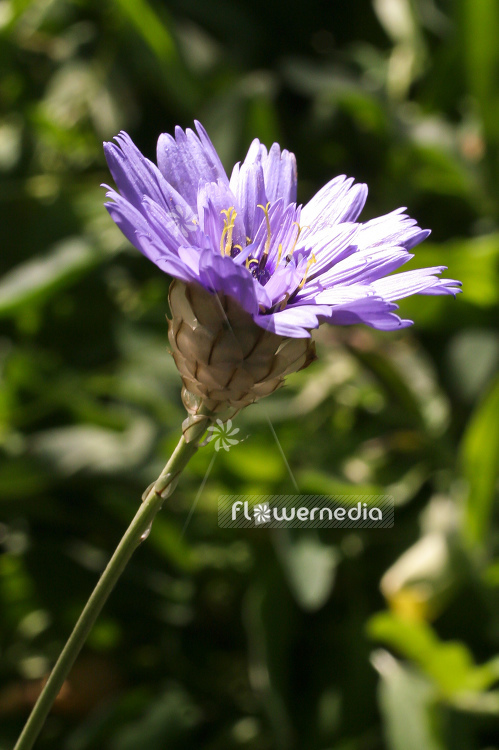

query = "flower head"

[
  {"left": 103, "top": 121, "right": 460, "bottom": 336},
  {"left": 103, "top": 122, "right": 461, "bottom": 419}
]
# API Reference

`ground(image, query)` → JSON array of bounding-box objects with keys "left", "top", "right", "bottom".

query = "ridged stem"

[{"left": 13, "top": 411, "right": 213, "bottom": 750}]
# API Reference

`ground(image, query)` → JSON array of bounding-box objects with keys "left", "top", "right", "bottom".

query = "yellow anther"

[
  {"left": 220, "top": 207, "right": 237, "bottom": 256},
  {"left": 298, "top": 252, "right": 317, "bottom": 290},
  {"left": 257, "top": 202, "right": 272, "bottom": 264},
  {"left": 276, "top": 243, "right": 284, "bottom": 268},
  {"left": 279, "top": 293, "right": 290, "bottom": 311},
  {"left": 246, "top": 257, "right": 259, "bottom": 270}
]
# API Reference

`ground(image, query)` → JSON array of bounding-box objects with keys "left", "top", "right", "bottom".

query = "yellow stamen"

[
  {"left": 279, "top": 293, "right": 290, "bottom": 311},
  {"left": 276, "top": 243, "right": 283, "bottom": 268},
  {"left": 286, "top": 221, "right": 309, "bottom": 262},
  {"left": 220, "top": 207, "right": 237, "bottom": 256},
  {"left": 257, "top": 202, "right": 272, "bottom": 265},
  {"left": 246, "top": 257, "right": 259, "bottom": 270},
  {"left": 298, "top": 252, "right": 317, "bottom": 290}
]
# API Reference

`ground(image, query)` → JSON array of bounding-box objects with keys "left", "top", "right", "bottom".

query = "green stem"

[{"left": 13, "top": 413, "right": 212, "bottom": 750}]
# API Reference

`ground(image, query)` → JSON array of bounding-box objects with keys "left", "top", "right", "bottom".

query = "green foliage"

[
  {"left": 1, "top": 0, "right": 499, "bottom": 748},
  {"left": 461, "top": 374, "right": 499, "bottom": 548},
  {"left": 369, "top": 612, "right": 499, "bottom": 697}
]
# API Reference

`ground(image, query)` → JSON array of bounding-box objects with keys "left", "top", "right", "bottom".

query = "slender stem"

[{"left": 13, "top": 413, "right": 212, "bottom": 750}]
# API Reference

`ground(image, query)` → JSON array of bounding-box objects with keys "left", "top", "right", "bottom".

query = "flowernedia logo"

[
  {"left": 253, "top": 503, "right": 272, "bottom": 524},
  {"left": 218, "top": 495, "right": 394, "bottom": 528},
  {"left": 206, "top": 418, "right": 240, "bottom": 452}
]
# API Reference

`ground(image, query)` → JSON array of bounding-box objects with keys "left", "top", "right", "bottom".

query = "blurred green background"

[{"left": 1, "top": 0, "right": 499, "bottom": 748}]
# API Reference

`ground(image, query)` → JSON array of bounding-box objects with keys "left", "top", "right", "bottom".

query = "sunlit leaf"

[
  {"left": 369, "top": 612, "right": 499, "bottom": 696},
  {"left": 113, "top": 0, "right": 198, "bottom": 110},
  {"left": 29, "top": 414, "right": 156, "bottom": 475},
  {"left": 460, "top": 373, "right": 499, "bottom": 548},
  {"left": 0, "top": 238, "right": 99, "bottom": 318},
  {"left": 373, "top": 650, "right": 445, "bottom": 750},
  {"left": 462, "top": 0, "right": 499, "bottom": 191},
  {"left": 274, "top": 530, "right": 339, "bottom": 611}
]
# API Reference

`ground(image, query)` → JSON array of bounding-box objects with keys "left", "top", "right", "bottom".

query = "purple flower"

[{"left": 103, "top": 121, "right": 461, "bottom": 339}]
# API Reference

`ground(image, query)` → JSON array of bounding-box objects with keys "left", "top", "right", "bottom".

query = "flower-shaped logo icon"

[
  {"left": 172, "top": 203, "right": 198, "bottom": 237},
  {"left": 253, "top": 503, "right": 272, "bottom": 524},
  {"left": 206, "top": 419, "right": 240, "bottom": 452}
]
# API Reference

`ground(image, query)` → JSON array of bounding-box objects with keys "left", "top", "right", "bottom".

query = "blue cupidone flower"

[{"left": 103, "top": 122, "right": 461, "bottom": 420}]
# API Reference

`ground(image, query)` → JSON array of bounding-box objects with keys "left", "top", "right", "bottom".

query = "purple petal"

[
  {"left": 325, "top": 297, "right": 413, "bottom": 331},
  {"left": 197, "top": 249, "right": 269, "bottom": 315},
  {"left": 301, "top": 176, "right": 368, "bottom": 232},
  {"left": 240, "top": 138, "right": 268, "bottom": 168},
  {"left": 229, "top": 160, "right": 267, "bottom": 240},
  {"left": 137, "top": 235, "right": 200, "bottom": 284},
  {"left": 104, "top": 186, "right": 151, "bottom": 250},
  {"left": 358, "top": 208, "right": 430, "bottom": 251},
  {"left": 245, "top": 199, "right": 285, "bottom": 265},
  {"left": 156, "top": 123, "right": 229, "bottom": 210},
  {"left": 262, "top": 264, "right": 303, "bottom": 306},
  {"left": 262, "top": 143, "right": 298, "bottom": 205},
  {"left": 104, "top": 133, "right": 175, "bottom": 215},
  {"left": 302, "top": 223, "right": 360, "bottom": 282},
  {"left": 236, "top": 138, "right": 297, "bottom": 205},
  {"left": 194, "top": 121, "right": 228, "bottom": 177},
  {"left": 177, "top": 246, "right": 201, "bottom": 274},
  {"left": 403, "top": 229, "right": 432, "bottom": 250},
  {"left": 311, "top": 246, "right": 413, "bottom": 290},
  {"left": 196, "top": 180, "right": 245, "bottom": 252},
  {"left": 140, "top": 196, "right": 197, "bottom": 251},
  {"left": 371, "top": 267, "right": 462, "bottom": 301},
  {"left": 255, "top": 303, "right": 331, "bottom": 337},
  {"left": 313, "top": 284, "right": 376, "bottom": 305},
  {"left": 104, "top": 132, "right": 205, "bottom": 247}
]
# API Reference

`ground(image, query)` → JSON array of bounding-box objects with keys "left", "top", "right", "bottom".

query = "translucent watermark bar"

[{"left": 218, "top": 495, "right": 394, "bottom": 529}]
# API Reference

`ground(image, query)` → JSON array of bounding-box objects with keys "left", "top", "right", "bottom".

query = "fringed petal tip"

[{"left": 419, "top": 278, "right": 462, "bottom": 297}]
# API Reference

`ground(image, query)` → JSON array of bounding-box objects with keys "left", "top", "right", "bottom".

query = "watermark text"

[{"left": 218, "top": 495, "right": 394, "bottom": 528}]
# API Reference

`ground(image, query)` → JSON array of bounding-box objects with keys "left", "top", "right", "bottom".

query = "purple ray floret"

[{"left": 103, "top": 122, "right": 461, "bottom": 338}]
